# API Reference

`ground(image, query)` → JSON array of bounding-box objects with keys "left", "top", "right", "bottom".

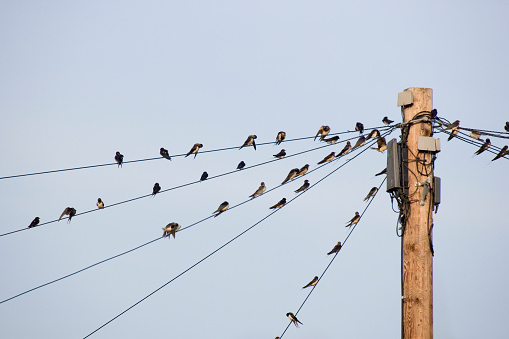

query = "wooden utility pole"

[{"left": 401, "top": 88, "right": 434, "bottom": 339}]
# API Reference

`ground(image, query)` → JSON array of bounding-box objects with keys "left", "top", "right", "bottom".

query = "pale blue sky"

[{"left": 1, "top": 1, "right": 508, "bottom": 338}]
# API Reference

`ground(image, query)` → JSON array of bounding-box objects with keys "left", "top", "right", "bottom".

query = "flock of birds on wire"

[{"left": 18, "top": 115, "right": 509, "bottom": 336}]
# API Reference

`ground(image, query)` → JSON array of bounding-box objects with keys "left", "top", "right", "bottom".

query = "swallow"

[
  {"left": 294, "top": 180, "right": 310, "bottom": 193},
  {"left": 239, "top": 135, "right": 257, "bottom": 150},
  {"left": 186, "top": 143, "right": 203, "bottom": 158},
  {"left": 444, "top": 120, "right": 460, "bottom": 130},
  {"left": 213, "top": 201, "right": 229, "bottom": 217},
  {"left": 297, "top": 164, "right": 309, "bottom": 176},
  {"left": 250, "top": 182, "right": 266, "bottom": 199},
  {"left": 382, "top": 116, "right": 394, "bottom": 125},
  {"left": 237, "top": 161, "right": 246, "bottom": 170},
  {"left": 286, "top": 312, "right": 302, "bottom": 327},
  {"left": 346, "top": 212, "right": 360, "bottom": 228},
  {"left": 302, "top": 276, "right": 318, "bottom": 289},
  {"left": 273, "top": 149, "right": 286, "bottom": 159},
  {"left": 355, "top": 122, "right": 364, "bottom": 134},
  {"left": 160, "top": 147, "right": 171, "bottom": 160},
  {"left": 447, "top": 126, "right": 459, "bottom": 141},
  {"left": 115, "top": 151, "right": 124, "bottom": 167},
  {"left": 28, "top": 217, "right": 40, "bottom": 228},
  {"left": 162, "top": 222, "right": 181, "bottom": 239},
  {"left": 97, "top": 198, "right": 104, "bottom": 209},
  {"left": 372, "top": 137, "right": 387, "bottom": 152},
  {"left": 314, "top": 125, "right": 330, "bottom": 141},
  {"left": 327, "top": 241, "right": 342, "bottom": 255},
  {"left": 492, "top": 145, "right": 509, "bottom": 161},
  {"left": 59, "top": 207, "right": 76, "bottom": 223},
  {"left": 430, "top": 109, "right": 438, "bottom": 118},
  {"left": 323, "top": 135, "right": 339, "bottom": 144},
  {"left": 200, "top": 171, "right": 208, "bottom": 181},
  {"left": 375, "top": 168, "right": 387, "bottom": 176},
  {"left": 352, "top": 135, "right": 366, "bottom": 150},
  {"left": 364, "top": 187, "right": 378, "bottom": 201},
  {"left": 275, "top": 131, "right": 286, "bottom": 145},
  {"left": 269, "top": 198, "right": 286, "bottom": 209},
  {"left": 317, "top": 152, "right": 335, "bottom": 164},
  {"left": 505, "top": 122, "right": 509, "bottom": 132},
  {"left": 366, "top": 129, "right": 380, "bottom": 140},
  {"left": 336, "top": 141, "right": 351, "bottom": 157},
  {"left": 151, "top": 183, "right": 161, "bottom": 196},
  {"left": 282, "top": 168, "right": 300, "bottom": 184},
  {"left": 470, "top": 130, "right": 483, "bottom": 141},
  {"left": 474, "top": 138, "right": 491, "bottom": 155}
]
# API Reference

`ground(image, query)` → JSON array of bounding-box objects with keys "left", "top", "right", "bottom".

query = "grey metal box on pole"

[{"left": 386, "top": 138, "right": 401, "bottom": 192}]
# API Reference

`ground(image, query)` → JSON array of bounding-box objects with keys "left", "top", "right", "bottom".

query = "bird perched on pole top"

[
  {"left": 382, "top": 116, "right": 394, "bottom": 125},
  {"left": 314, "top": 125, "right": 330, "bottom": 141},
  {"left": 275, "top": 131, "right": 286, "bottom": 145},
  {"left": 355, "top": 122, "right": 364, "bottom": 134},
  {"left": 114, "top": 151, "right": 124, "bottom": 167},
  {"left": 239, "top": 135, "right": 257, "bottom": 150},
  {"left": 186, "top": 143, "right": 203, "bottom": 158},
  {"left": 160, "top": 147, "right": 171, "bottom": 160}
]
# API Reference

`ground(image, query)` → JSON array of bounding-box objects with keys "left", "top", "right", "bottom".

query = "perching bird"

[
  {"left": 269, "top": 198, "right": 286, "bottom": 209},
  {"left": 492, "top": 145, "right": 509, "bottom": 161},
  {"left": 302, "top": 276, "right": 319, "bottom": 289},
  {"left": 314, "top": 125, "right": 330, "bottom": 141},
  {"left": 382, "top": 116, "right": 394, "bottom": 125},
  {"left": 186, "top": 143, "right": 203, "bottom": 158},
  {"left": 317, "top": 152, "right": 335, "bottom": 164},
  {"left": 239, "top": 135, "right": 257, "bottom": 150},
  {"left": 160, "top": 147, "right": 171, "bottom": 160},
  {"left": 372, "top": 137, "right": 387, "bottom": 152},
  {"left": 97, "top": 198, "right": 104, "bottom": 209},
  {"left": 355, "top": 122, "right": 364, "bottom": 134},
  {"left": 237, "top": 161, "right": 246, "bottom": 170},
  {"left": 346, "top": 212, "right": 360, "bottom": 228},
  {"left": 273, "top": 149, "right": 286, "bottom": 159},
  {"left": 286, "top": 312, "right": 302, "bottom": 327},
  {"left": 114, "top": 151, "right": 124, "bottom": 167},
  {"left": 364, "top": 187, "right": 378, "bottom": 201},
  {"left": 470, "top": 130, "right": 483, "bottom": 141},
  {"left": 282, "top": 168, "right": 300, "bottom": 184},
  {"left": 152, "top": 183, "right": 161, "bottom": 195},
  {"left": 375, "top": 168, "right": 387, "bottom": 176},
  {"left": 474, "top": 138, "right": 491, "bottom": 155},
  {"left": 327, "top": 242, "right": 342, "bottom": 255},
  {"left": 295, "top": 180, "right": 310, "bottom": 193},
  {"left": 444, "top": 120, "right": 460, "bottom": 130},
  {"left": 447, "top": 126, "right": 459, "bottom": 141},
  {"left": 323, "top": 135, "right": 339, "bottom": 144},
  {"left": 505, "top": 122, "right": 509, "bottom": 132},
  {"left": 336, "top": 141, "right": 352, "bottom": 157},
  {"left": 430, "top": 109, "right": 438, "bottom": 118},
  {"left": 297, "top": 164, "right": 309, "bottom": 176},
  {"left": 213, "top": 201, "right": 229, "bottom": 217},
  {"left": 366, "top": 129, "right": 380, "bottom": 140},
  {"left": 200, "top": 171, "right": 208, "bottom": 181},
  {"left": 250, "top": 182, "right": 266, "bottom": 199},
  {"left": 275, "top": 131, "right": 286, "bottom": 145},
  {"left": 28, "top": 217, "right": 40, "bottom": 228},
  {"left": 352, "top": 135, "right": 366, "bottom": 150},
  {"left": 59, "top": 207, "right": 76, "bottom": 223},
  {"left": 162, "top": 222, "right": 181, "bottom": 239}
]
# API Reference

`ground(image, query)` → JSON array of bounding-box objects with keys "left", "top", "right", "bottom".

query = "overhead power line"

[
  {"left": 82, "top": 129, "right": 393, "bottom": 338},
  {"left": 0, "top": 126, "right": 392, "bottom": 180},
  {"left": 278, "top": 177, "right": 387, "bottom": 338}
]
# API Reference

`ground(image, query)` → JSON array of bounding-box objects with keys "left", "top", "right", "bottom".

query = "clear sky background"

[{"left": 1, "top": 1, "right": 508, "bottom": 338}]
